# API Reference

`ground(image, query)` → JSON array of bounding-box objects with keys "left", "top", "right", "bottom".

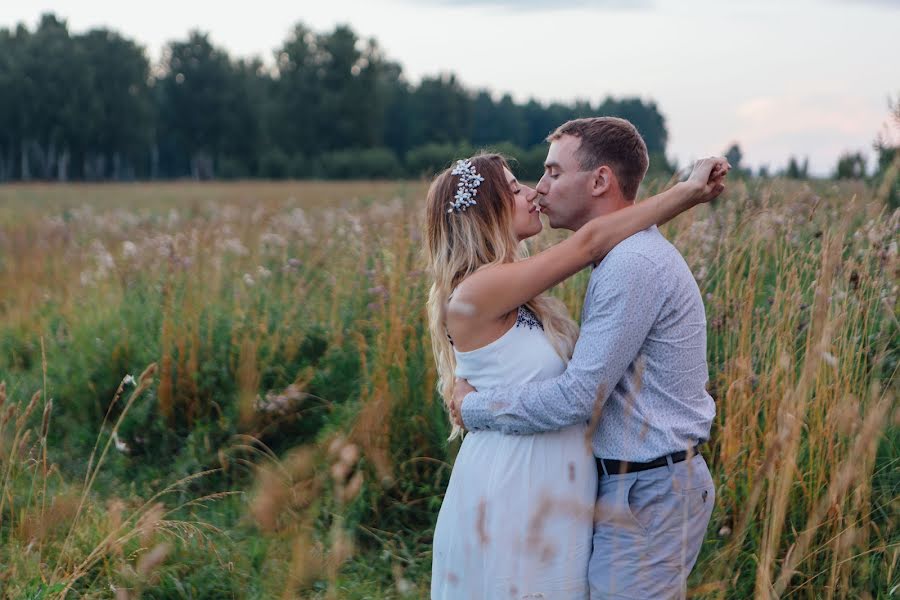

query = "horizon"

[{"left": 3, "top": 0, "right": 898, "bottom": 176}]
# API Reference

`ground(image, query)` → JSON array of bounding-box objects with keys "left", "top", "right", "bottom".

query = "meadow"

[{"left": 0, "top": 175, "right": 896, "bottom": 599}]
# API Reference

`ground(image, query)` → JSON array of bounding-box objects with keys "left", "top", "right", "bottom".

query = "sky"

[{"left": 3, "top": 0, "right": 898, "bottom": 175}]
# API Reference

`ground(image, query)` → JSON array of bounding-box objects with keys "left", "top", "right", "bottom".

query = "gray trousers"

[{"left": 589, "top": 454, "right": 715, "bottom": 600}]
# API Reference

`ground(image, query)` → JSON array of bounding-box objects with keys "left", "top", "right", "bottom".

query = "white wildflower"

[
  {"left": 283, "top": 208, "right": 311, "bottom": 236},
  {"left": 90, "top": 239, "right": 115, "bottom": 272},
  {"left": 113, "top": 432, "right": 130, "bottom": 454},
  {"left": 260, "top": 232, "right": 287, "bottom": 251},
  {"left": 122, "top": 240, "right": 138, "bottom": 259},
  {"left": 220, "top": 238, "right": 249, "bottom": 256},
  {"left": 395, "top": 577, "right": 414, "bottom": 596},
  {"left": 347, "top": 214, "right": 364, "bottom": 236}
]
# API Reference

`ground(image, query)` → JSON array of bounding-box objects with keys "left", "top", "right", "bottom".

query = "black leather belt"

[{"left": 597, "top": 446, "right": 701, "bottom": 476}]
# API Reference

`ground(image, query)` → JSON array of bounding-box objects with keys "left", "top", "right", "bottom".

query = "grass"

[{"left": 0, "top": 174, "right": 896, "bottom": 598}]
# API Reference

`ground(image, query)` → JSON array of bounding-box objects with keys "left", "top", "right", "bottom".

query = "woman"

[{"left": 425, "top": 153, "right": 726, "bottom": 598}]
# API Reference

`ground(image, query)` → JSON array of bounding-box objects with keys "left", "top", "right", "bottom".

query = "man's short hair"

[{"left": 548, "top": 117, "right": 649, "bottom": 200}]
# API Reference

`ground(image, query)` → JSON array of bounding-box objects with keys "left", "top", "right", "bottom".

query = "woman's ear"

[{"left": 591, "top": 165, "right": 613, "bottom": 197}]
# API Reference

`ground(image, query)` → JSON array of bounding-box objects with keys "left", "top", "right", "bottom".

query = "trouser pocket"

[{"left": 595, "top": 475, "right": 659, "bottom": 537}]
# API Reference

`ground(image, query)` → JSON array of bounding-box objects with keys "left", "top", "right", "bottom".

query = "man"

[{"left": 452, "top": 117, "right": 725, "bottom": 599}]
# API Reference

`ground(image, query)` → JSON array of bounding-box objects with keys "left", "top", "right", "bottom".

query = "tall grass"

[{"left": 0, "top": 176, "right": 896, "bottom": 597}]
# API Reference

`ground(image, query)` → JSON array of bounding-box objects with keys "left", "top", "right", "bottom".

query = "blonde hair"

[{"left": 424, "top": 153, "right": 580, "bottom": 439}]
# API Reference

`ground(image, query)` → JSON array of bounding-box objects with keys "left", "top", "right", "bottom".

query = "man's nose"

[{"left": 535, "top": 174, "right": 550, "bottom": 195}]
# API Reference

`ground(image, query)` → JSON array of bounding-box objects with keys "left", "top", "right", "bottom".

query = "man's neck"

[
  {"left": 579, "top": 196, "right": 636, "bottom": 269},
  {"left": 570, "top": 196, "right": 634, "bottom": 232}
]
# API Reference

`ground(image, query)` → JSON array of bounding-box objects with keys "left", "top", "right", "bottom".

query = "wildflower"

[
  {"left": 260, "top": 232, "right": 287, "bottom": 250},
  {"left": 112, "top": 431, "right": 130, "bottom": 454},
  {"left": 80, "top": 271, "right": 94, "bottom": 286},
  {"left": 90, "top": 239, "right": 115, "bottom": 271},
  {"left": 220, "top": 238, "right": 249, "bottom": 256},
  {"left": 394, "top": 569, "right": 414, "bottom": 595},
  {"left": 123, "top": 374, "right": 136, "bottom": 386},
  {"left": 284, "top": 208, "right": 311, "bottom": 236},
  {"left": 122, "top": 240, "right": 138, "bottom": 258}
]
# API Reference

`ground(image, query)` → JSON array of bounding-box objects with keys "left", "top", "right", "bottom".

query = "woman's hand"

[
  {"left": 683, "top": 157, "right": 731, "bottom": 204},
  {"left": 451, "top": 377, "right": 476, "bottom": 429}
]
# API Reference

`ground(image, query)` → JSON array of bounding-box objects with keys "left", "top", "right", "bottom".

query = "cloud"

[
  {"left": 730, "top": 93, "right": 894, "bottom": 174},
  {"left": 734, "top": 94, "right": 884, "bottom": 140}
]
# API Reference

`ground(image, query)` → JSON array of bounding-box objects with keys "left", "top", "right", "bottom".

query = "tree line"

[{"left": 0, "top": 13, "right": 672, "bottom": 182}]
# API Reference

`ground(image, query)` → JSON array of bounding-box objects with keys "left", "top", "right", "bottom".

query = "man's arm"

[{"left": 459, "top": 250, "right": 665, "bottom": 434}]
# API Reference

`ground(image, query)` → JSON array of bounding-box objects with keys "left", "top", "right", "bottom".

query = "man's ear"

[{"left": 590, "top": 165, "right": 613, "bottom": 197}]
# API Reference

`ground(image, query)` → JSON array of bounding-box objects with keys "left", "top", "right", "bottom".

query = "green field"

[{"left": 0, "top": 178, "right": 896, "bottom": 598}]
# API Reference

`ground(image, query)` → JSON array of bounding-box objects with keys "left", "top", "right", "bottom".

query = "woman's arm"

[{"left": 448, "top": 157, "right": 728, "bottom": 322}]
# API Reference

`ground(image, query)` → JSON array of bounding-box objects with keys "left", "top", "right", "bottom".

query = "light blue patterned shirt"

[{"left": 461, "top": 226, "right": 716, "bottom": 462}]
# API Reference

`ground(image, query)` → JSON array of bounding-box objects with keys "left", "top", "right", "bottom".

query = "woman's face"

[{"left": 505, "top": 167, "right": 541, "bottom": 241}]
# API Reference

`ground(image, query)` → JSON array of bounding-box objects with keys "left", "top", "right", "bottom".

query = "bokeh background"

[{"left": 0, "top": 1, "right": 898, "bottom": 182}]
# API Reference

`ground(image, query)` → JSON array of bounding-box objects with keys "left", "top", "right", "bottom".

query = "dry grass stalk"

[{"left": 0, "top": 179, "right": 894, "bottom": 596}]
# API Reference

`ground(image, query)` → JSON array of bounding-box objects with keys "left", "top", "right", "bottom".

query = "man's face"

[{"left": 535, "top": 135, "right": 594, "bottom": 231}]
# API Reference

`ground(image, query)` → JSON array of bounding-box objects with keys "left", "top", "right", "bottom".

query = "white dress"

[{"left": 431, "top": 306, "right": 597, "bottom": 599}]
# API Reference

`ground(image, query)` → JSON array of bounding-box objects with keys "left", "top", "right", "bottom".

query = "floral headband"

[{"left": 447, "top": 159, "right": 485, "bottom": 213}]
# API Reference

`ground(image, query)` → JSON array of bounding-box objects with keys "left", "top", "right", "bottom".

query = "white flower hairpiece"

[{"left": 448, "top": 159, "right": 485, "bottom": 213}]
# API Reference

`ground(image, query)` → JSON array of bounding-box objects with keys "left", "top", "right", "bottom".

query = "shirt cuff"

[{"left": 460, "top": 390, "right": 496, "bottom": 431}]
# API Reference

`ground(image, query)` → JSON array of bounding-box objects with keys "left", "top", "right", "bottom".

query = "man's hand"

[
  {"left": 450, "top": 377, "right": 476, "bottom": 429},
  {"left": 685, "top": 157, "right": 731, "bottom": 204}
]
